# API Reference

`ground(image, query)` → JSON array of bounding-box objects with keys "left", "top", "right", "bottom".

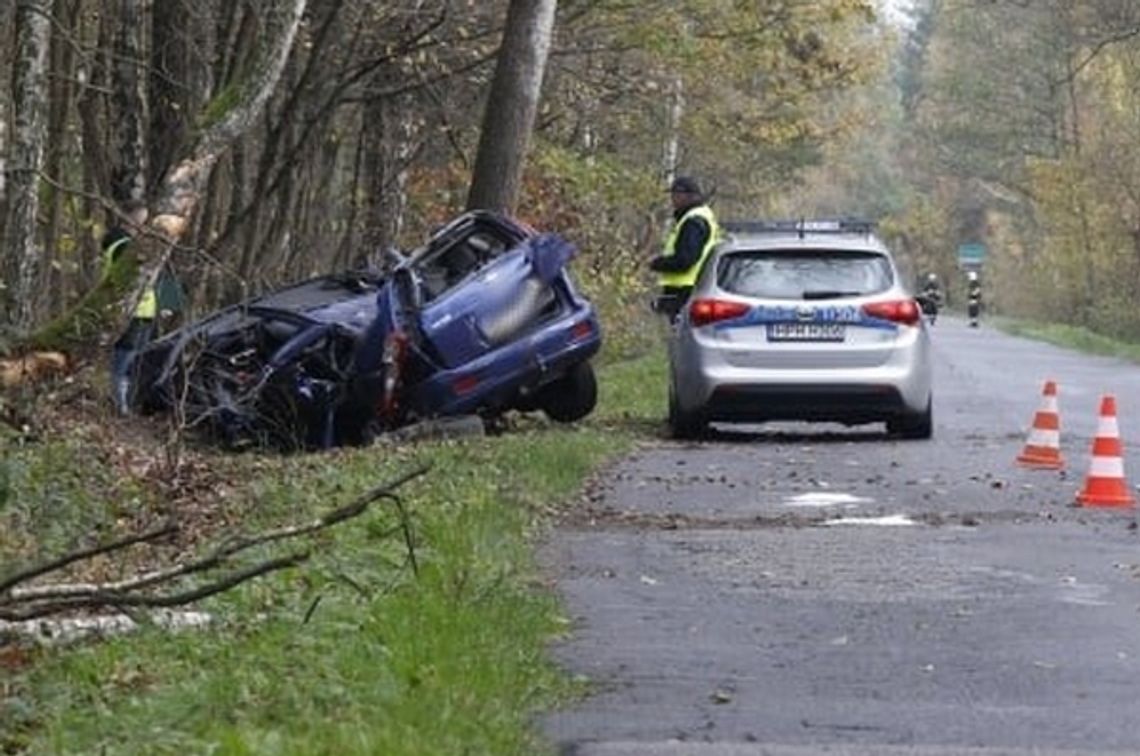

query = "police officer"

[{"left": 649, "top": 176, "right": 721, "bottom": 320}]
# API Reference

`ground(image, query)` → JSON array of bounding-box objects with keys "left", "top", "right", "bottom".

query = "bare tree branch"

[
  {"left": 0, "top": 522, "right": 178, "bottom": 595},
  {"left": 3, "top": 552, "right": 312, "bottom": 621},
  {"left": 0, "top": 464, "right": 430, "bottom": 623}
]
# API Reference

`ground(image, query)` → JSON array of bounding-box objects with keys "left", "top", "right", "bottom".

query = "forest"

[
  {"left": 4, "top": 2, "right": 1140, "bottom": 352},
  {"left": 6, "top": 1, "right": 1140, "bottom": 752},
  {"left": 0, "top": 0, "right": 880, "bottom": 359},
  {"left": 887, "top": 0, "right": 1140, "bottom": 335}
]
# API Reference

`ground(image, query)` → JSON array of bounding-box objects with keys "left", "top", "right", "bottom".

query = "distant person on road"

[
  {"left": 919, "top": 272, "right": 942, "bottom": 324},
  {"left": 921, "top": 270, "right": 939, "bottom": 296},
  {"left": 966, "top": 270, "right": 982, "bottom": 327},
  {"left": 921, "top": 272, "right": 942, "bottom": 304},
  {"left": 649, "top": 176, "right": 721, "bottom": 320}
]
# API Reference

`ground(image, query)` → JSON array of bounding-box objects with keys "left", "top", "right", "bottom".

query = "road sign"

[{"left": 957, "top": 242, "right": 986, "bottom": 269}]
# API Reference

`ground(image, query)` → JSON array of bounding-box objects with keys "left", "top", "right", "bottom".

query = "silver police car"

[{"left": 667, "top": 219, "right": 932, "bottom": 439}]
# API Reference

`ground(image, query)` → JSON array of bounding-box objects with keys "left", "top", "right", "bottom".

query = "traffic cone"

[
  {"left": 1076, "top": 395, "right": 1136, "bottom": 508},
  {"left": 1016, "top": 380, "right": 1064, "bottom": 470}
]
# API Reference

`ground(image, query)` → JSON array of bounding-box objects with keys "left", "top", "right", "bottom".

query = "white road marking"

[
  {"left": 784, "top": 492, "right": 871, "bottom": 508},
  {"left": 823, "top": 514, "right": 917, "bottom": 527}
]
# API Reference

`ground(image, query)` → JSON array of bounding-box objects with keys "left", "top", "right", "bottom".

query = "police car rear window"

[{"left": 716, "top": 249, "right": 893, "bottom": 300}]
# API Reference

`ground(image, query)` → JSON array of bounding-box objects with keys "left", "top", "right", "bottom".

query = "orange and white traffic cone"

[
  {"left": 1076, "top": 395, "right": 1135, "bottom": 508},
  {"left": 1016, "top": 380, "right": 1064, "bottom": 470}
]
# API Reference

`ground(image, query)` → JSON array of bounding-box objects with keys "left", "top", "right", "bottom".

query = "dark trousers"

[
  {"left": 654, "top": 286, "right": 692, "bottom": 321},
  {"left": 111, "top": 317, "right": 156, "bottom": 413}
]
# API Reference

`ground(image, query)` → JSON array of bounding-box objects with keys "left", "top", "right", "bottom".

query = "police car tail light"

[
  {"left": 862, "top": 299, "right": 921, "bottom": 326},
  {"left": 689, "top": 298, "right": 749, "bottom": 327}
]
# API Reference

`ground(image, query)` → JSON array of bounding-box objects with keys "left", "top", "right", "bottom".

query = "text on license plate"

[{"left": 767, "top": 322, "right": 846, "bottom": 341}]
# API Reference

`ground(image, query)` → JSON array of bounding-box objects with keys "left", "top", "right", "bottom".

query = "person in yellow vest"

[
  {"left": 102, "top": 206, "right": 184, "bottom": 413},
  {"left": 649, "top": 176, "right": 721, "bottom": 320},
  {"left": 103, "top": 223, "right": 157, "bottom": 414}
]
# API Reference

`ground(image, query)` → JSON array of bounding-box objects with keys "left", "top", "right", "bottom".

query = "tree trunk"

[
  {"left": 149, "top": 0, "right": 199, "bottom": 194},
  {"left": 110, "top": 0, "right": 148, "bottom": 205},
  {"left": 662, "top": 73, "right": 684, "bottom": 183},
  {"left": 361, "top": 92, "right": 416, "bottom": 267},
  {"left": 334, "top": 120, "right": 367, "bottom": 270},
  {"left": 465, "top": 0, "right": 558, "bottom": 214},
  {"left": 43, "top": 0, "right": 81, "bottom": 321},
  {"left": 0, "top": 38, "right": 8, "bottom": 248},
  {"left": 2, "top": 0, "right": 52, "bottom": 331},
  {"left": 75, "top": 10, "right": 113, "bottom": 287}
]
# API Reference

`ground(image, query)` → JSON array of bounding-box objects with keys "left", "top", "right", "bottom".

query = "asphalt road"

[{"left": 542, "top": 316, "right": 1140, "bottom": 756}]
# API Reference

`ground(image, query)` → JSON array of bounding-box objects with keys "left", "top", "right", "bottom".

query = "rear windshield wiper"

[{"left": 801, "top": 290, "right": 862, "bottom": 300}]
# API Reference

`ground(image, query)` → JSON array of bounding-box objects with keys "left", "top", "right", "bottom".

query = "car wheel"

[
  {"left": 888, "top": 396, "right": 933, "bottom": 440},
  {"left": 539, "top": 361, "right": 598, "bottom": 423},
  {"left": 668, "top": 382, "right": 706, "bottom": 439}
]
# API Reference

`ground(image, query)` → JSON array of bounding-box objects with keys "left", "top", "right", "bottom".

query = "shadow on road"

[{"left": 682, "top": 423, "right": 893, "bottom": 445}]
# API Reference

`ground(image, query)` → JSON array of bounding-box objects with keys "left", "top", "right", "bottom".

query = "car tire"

[
  {"left": 888, "top": 396, "right": 933, "bottom": 440},
  {"left": 668, "top": 382, "right": 706, "bottom": 439},
  {"left": 539, "top": 361, "right": 598, "bottom": 423}
]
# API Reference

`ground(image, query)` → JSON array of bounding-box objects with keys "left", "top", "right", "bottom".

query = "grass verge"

[
  {"left": 996, "top": 317, "right": 1140, "bottom": 363},
  {"left": 1, "top": 351, "right": 669, "bottom": 755}
]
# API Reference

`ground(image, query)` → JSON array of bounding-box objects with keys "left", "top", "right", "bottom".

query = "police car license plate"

[{"left": 767, "top": 322, "right": 846, "bottom": 342}]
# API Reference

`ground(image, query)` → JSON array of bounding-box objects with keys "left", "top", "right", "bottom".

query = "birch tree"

[
  {"left": 0, "top": 78, "right": 7, "bottom": 217},
  {"left": 662, "top": 75, "right": 684, "bottom": 184},
  {"left": 466, "top": 0, "right": 558, "bottom": 213},
  {"left": 148, "top": 0, "right": 306, "bottom": 242},
  {"left": 125, "top": 0, "right": 307, "bottom": 324},
  {"left": 27, "top": 0, "right": 309, "bottom": 349},
  {"left": 2, "top": 0, "right": 51, "bottom": 330}
]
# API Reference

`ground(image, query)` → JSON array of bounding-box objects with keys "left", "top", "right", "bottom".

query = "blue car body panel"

[
  {"left": 414, "top": 234, "right": 580, "bottom": 368},
  {"left": 410, "top": 303, "right": 601, "bottom": 417}
]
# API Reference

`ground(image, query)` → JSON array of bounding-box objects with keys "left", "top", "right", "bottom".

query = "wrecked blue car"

[{"left": 130, "top": 211, "right": 603, "bottom": 449}]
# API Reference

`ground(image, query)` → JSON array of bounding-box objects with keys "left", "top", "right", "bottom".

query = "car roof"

[
  {"left": 409, "top": 210, "right": 532, "bottom": 263},
  {"left": 718, "top": 219, "right": 891, "bottom": 255}
]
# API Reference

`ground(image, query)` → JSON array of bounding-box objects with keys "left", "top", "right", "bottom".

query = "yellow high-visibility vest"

[
  {"left": 658, "top": 204, "right": 721, "bottom": 288},
  {"left": 102, "top": 237, "right": 157, "bottom": 320}
]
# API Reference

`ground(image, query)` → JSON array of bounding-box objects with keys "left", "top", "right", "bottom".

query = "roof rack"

[{"left": 721, "top": 217, "right": 878, "bottom": 239}]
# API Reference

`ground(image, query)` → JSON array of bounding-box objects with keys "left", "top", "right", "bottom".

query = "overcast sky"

[{"left": 880, "top": 0, "right": 915, "bottom": 26}]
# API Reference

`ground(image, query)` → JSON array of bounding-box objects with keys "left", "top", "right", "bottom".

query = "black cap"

[
  {"left": 101, "top": 226, "right": 131, "bottom": 252},
  {"left": 668, "top": 176, "right": 703, "bottom": 195}
]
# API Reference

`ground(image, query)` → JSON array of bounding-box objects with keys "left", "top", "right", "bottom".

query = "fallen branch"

[
  {"left": 8, "top": 464, "right": 426, "bottom": 602},
  {"left": 3, "top": 552, "right": 312, "bottom": 622},
  {"left": 0, "top": 522, "right": 178, "bottom": 595},
  {"left": 0, "top": 464, "right": 430, "bottom": 624},
  {"left": 0, "top": 609, "right": 214, "bottom": 647}
]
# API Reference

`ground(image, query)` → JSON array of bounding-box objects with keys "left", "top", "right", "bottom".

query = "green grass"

[
  {"left": 1, "top": 351, "right": 669, "bottom": 755},
  {"left": 997, "top": 318, "right": 1140, "bottom": 363}
]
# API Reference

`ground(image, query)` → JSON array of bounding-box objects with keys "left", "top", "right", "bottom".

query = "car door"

[{"left": 414, "top": 233, "right": 573, "bottom": 370}]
